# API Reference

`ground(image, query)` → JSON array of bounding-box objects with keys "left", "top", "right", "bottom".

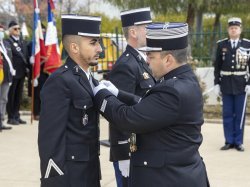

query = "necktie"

[{"left": 233, "top": 41, "right": 236, "bottom": 49}]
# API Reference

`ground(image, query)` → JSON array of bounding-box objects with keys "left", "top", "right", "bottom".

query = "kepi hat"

[
  {"left": 228, "top": 17, "right": 242, "bottom": 27},
  {"left": 139, "top": 22, "right": 189, "bottom": 52},
  {"left": 61, "top": 14, "right": 101, "bottom": 37},
  {"left": 120, "top": 7, "right": 152, "bottom": 27}
]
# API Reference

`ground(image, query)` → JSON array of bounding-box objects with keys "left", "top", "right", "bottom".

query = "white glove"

[
  {"left": 33, "top": 78, "right": 38, "bottom": 87},
  {"left": 100, "top": 80, "right": 119, "bottom": 96},
  {"left": 93, "top": 83, "right": 107, "bottom": 96},
  {"left": 29, "top": 56, "right": 34, "bottom": 64},
  {"left": 245, "top": 85, "right": 250, "bottom": 95},
  {"left": 118, "top": 159, "right": 130, "bottom": 178},
  {"left": 213, "top": 84, "right": 221, "bottom": 96},
  {"left": 10, "top": 69, "right": 16, "bottom": 76}
]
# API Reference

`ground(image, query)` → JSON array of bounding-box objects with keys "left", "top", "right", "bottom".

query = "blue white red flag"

[
  {"left": 44, "top": 0, "right": 61, "bottom": 74},
  {"left": 31, "top": 0, "right": 46, "bottom": 79}
]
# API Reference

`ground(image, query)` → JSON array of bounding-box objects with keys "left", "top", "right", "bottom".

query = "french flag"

[
  {"left": 31, "top": 0, "right": 46, "bottom": 79},
  {"left": 44, "top": 0, "right": 61, "bottom": 74}
]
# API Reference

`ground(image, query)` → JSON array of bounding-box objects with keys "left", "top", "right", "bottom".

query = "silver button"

[
  {"left": 71, "top": 156, "right": 75, "bottom": 160},
  {"left": 84, "top": 105, "right": 87, "bottom": 109},
  {"left": 232, "top": 60, "right": 234, "bottom": 63},
  {"left": 126, "top": 54, "right": 129, "bottom": 57},
  {"left": 149, "top": 85, "right": 152, "bottom": 88},
  {"left": 232, "top": 55, "right": 235, "bottom": 57},
  {"left": 144, "top": 161, "right": 147, "bottom": 165},
  {"left": 231, "top": 66, "right": 234, "bottom": 69},
  {"left": 65, "top": 65, "right": 68, "bottom": 68},
  {"left": 173, "top": 76, "right": 177, "bottom": 79}
]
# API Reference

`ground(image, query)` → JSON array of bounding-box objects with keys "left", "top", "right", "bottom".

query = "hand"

[
  {"left": 100, "top": 80, "right": 119, "bottom": 96},
  {"left": 29, "top": 56, "right": 34, "bottom": 64},
  {"left": 118, "top": 159, "right": 130, "bottom": 178},
  {"left": 10, "top": 69, "right": 16, "bottom": 76},
  {"left": 32, "top": 78, "right": 38, "bottom": 87},
  {"left": 245, "top": 85, "right": 250, "bottom": 95},
  {"left": 93, "top": 83, "right": 107, "bottom": 96},
  {"left": 213, "top": 84, "right": 221, "bottom": 96}
]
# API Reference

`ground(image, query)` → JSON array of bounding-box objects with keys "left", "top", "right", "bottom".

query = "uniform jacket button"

[
  {"left": 71, "top": 156, "right": 75, "bottom": 160},
  {"left": 144, "top": 161, "right": 147, "bottom": 165}
]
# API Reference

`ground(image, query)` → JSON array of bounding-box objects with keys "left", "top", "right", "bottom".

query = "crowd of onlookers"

[{"left": 0, "top": 20, "right": 47, "bottom": 132}]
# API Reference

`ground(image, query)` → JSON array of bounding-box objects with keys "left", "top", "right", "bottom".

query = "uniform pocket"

[
  {"left": 132, "top": 151, "right": 165, "bottom": 168},
  {"left": 73, "top": 99, "right": 93, "bottom": 110},
  {"left": 66, "top": 144, "right": 90, "bottom": 161}
]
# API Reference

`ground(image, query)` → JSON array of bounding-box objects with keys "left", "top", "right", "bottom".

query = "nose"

[{"left": 97, "top": 43, "right": 102, "bottom": 53}]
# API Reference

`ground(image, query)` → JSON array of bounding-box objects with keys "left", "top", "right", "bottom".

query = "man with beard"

[
  {"left": 38, "top": 15, "right": 102, "bottom": 187},
  {"left": 107, "top": 7, "right": 155, "bottom": 187}
]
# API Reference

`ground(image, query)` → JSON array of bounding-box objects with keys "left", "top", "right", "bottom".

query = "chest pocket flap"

[
  {"left": 132, "top": 151, "right": 165, "bottom": 168},
  {"left": 66, "top": 144, "right": 89, "bottom": 161},
  {"left": 73, "top": 99, "right": 93, "bottom": 110}
]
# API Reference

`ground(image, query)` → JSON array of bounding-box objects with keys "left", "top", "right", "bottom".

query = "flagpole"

[{"left": 31, "top": 65, "right": 34, "bottom": 124}]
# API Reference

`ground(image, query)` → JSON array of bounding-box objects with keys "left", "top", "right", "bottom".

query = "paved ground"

[{"left": 0, "top": 116, "right": 250, "bottom": 187}]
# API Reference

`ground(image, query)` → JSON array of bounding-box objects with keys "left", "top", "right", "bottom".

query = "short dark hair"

[{"left": 160, "top": 47, "right": 188, "bottom": 64}]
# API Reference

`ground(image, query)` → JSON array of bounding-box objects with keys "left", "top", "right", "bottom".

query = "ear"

[
  {"left": 70, "top": 43, "right": 79, "bottom": 54},
  {"left": 129, "top": 27, "right": 137, "bottom": 39},
  {"left": 163, "top": 54, "right": 172, "bottom": 67}
]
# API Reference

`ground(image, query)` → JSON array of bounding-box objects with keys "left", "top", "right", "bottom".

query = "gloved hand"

[
  {"left": 29, "top": 56, "right": 34, "bottom": 65},
  {"left": 245, "top": 85, "right": 250, "bottom": 95},
  {"left": 93, "top": 83, "right": 107, "bottom": 96},
  {"left": 10, "top": 69, "right": 16, "bottom": 76},
  {"left": 118, "top": 159, "right": 130, "bottom": 178},
  {"left": 100, "top": 80, "right": 119, "bottom": 96},
  {"left": 32, "top": 78, "right": 38, "bottom": 87},
  {"left": 213, "top": 84, "right": 221, "bottom": 96}
]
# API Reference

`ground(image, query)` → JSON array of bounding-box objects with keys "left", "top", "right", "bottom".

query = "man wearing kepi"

[
  {"left": 38, "top": 15, "right": 102, "bottom": 187},
  {"left": 214, "top": 17, "right": 250, "bottom": 152},
  {"left": 108, "top": 7, "right": 155, "bottom": 187},
  {"left": 94, "top": 22, "right": 210, "bottom": 186}
]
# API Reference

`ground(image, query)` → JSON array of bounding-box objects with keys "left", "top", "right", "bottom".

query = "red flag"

[{"left": 44, "top": 0, "right": 61, "bottom": 74}]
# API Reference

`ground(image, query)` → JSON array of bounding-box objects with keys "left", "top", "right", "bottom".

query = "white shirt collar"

[
  {"left": 11, "top": 35, "right": 20, "bottom": 41},
  {"left": 79, "top": 66, "right": 90, "bottom": 80},
  {"left": 136, "top": 49, "right": 147, "bottom": 62}
]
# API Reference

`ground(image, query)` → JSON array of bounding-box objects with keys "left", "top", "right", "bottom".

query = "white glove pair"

[
  {"left": 213, "top": 84, "right": 221, "bottom": 96},
  {"left": 93, "top": 80, "right": 119, "bottom": 96},
  {"left": 118, "top": 159, "right": 130, "bottom": 178},
  {"left": 245, "top": 85, "right": 250, "bottom": 95}
]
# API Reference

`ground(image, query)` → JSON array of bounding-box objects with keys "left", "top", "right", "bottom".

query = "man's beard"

[{"left": 89, "top": 61, "right": 98, "bottom": 66}]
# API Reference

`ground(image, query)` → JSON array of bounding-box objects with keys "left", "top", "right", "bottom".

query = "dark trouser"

[
  {"left": 33, "top": 72, "right": 48, "bottom": 116},
  {"left": 222, "top": 93, "right": 245, "bottom": 145},
  {"left": 113, "top": 161, "right": 128, "bottom": 187},
  {"left": 7, "top": 77, "right": 25, "bottom": 120}
]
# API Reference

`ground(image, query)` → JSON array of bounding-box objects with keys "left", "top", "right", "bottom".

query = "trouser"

[
  {"left": 222, "top": 93, "right": 245, "bottom": 145},
  {"left": 0, "top": 82, "right": 10, "bottom": 120},
  {"left": 113, "top": 161, "right": 128, "bottom": 187},
  {"left": 7, "top": 77, "right": 25, "bottom": 120}
]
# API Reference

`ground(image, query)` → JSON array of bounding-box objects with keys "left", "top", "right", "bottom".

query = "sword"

[{"left": 240, "top": 93, "right": 248, "bottom": 130}]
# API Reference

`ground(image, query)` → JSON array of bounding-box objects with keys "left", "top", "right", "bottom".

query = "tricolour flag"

[
  {"left": 31, "top": 0, "right": 46, "bottom": 80},
  {"left": 44, "top": 0, "right": 61, "bottom": 74}
]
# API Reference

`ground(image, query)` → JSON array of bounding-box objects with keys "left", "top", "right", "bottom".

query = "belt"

[{"left": 220, "top": 71, "right": 247, "bottom": 76}]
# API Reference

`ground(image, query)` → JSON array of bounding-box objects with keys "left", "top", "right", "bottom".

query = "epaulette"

[
  {"left": 57, "top": 65, "right": 69, "bottom": 74},
  {"left": 242, "top": 38, "right": 250, "bottom": 42},
  {"left": 217, "top": 38, "right": 228, "bottom": 43}
]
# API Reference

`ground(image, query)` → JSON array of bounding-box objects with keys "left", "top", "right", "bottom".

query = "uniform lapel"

[
  {"left": 126, "top": 45, "right": 154, "bottom": 79},
  {"left": 66, "top": 57, "right": 94, "bottom": 96}
]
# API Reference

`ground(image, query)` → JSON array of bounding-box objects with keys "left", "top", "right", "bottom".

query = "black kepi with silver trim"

[
  {"left": 139, "top": 22, "right": 189, "bottom": 52},
  {"left": 120, "top": 7, "right": 152, "bottom": 27},
  {"left": 61, "top": 14, "right": 101, "bottom": 37}
]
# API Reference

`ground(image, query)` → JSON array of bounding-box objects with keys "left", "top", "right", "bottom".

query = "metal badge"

[
  {"left": 129, "top": 133, "right": 137, "bottom": 152},
  {"left": 13, "top": 42, "right": 18, "bottom": 47},
  {"left": 16, "top": 46, "right": 21, "bottom": 52},
  {"left": 142, "top": 72, "right": 150, "bottom": 80},
  {"left": 82, "top": 114, "right": 88, "bottom": 126}
]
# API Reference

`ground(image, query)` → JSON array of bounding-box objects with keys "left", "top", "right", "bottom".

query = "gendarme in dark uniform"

[
  {"left": 214, "top": 17, "right": 250, "bottom": 151},
  {"left": 95, "top": 22, "right": 209, "bottom": 187},
  {"left": 38, "top": 15, "right": 102, "bottom": 187},
  {"left": 108, "top": 7, "right": 155, "bottom": 187}
]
